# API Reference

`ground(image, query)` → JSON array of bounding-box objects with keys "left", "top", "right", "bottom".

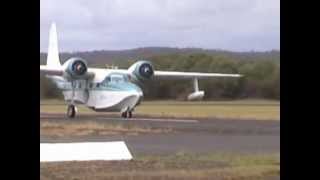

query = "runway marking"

[
  {"left": 130, "top": 118, "right": 198, "bottom": 123},
  {"left": 40, "top": 141, "right": 132, "bottom": 162},
  {"left": 99, "top": 117, "right": 199, "bottom": 123}
]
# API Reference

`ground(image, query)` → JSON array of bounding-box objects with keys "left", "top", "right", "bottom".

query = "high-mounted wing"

[
  {"left": 152, "top": 70, "right": 242, "bottom": 100},
  {"left": 154, "top": 71, "right": 242, "bottom": 79}
]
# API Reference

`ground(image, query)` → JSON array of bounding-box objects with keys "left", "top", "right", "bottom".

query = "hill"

[{"left": 40, "top": 47, "right": 279, "bottom": 66}]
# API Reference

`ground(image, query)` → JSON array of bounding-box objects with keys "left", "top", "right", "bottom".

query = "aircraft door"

[{"left": 74, "top": 80, "right": 89, "bottom": 103}]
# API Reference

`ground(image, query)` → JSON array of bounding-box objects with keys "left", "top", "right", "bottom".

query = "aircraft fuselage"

[{"left": 49, "top": 72, "right": 143, "bottom": 113}]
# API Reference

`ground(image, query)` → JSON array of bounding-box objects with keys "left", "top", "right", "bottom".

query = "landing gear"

[
  {"left": 67, "top": 80, "right": 77, "bottom": 118},
  {"left": 67, "top": 104, "right": 77, "bottom": 118},
  {"left": 121, "top": 109, "right": 133, "bottom": 119},
  {"left": 121, "top": 111, "right": 127, "bottom": 118}
]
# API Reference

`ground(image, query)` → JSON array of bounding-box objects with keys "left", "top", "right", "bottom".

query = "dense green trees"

[
  {"left": 40, "top": 50, "right": 280, "bottom": 100},
  {"left": 142, "top": 53, "right": 280, "bottom": 100}
]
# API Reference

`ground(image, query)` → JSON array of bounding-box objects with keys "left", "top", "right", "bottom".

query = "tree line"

[{"left": 40, "top": 51, "right": 280, "bottom": 100}]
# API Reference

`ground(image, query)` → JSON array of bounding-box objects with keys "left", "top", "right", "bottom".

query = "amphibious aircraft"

[{"left": 40, "top": 23, "right": 242, "bottom": 118}]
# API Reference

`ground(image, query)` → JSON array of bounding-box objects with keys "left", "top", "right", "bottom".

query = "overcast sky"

[{"left": 40, "top": 0, "right": 280, "bottom": 52}]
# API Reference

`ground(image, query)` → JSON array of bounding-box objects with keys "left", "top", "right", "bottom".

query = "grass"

[
  {"left": 137, "top": 100, "right": 279, "bottom": 120},
  {"left": 40, "top": 152, "right": 280, "bottom": 180},
  {"left": 41, "top": 99, "right": 280, "bottom": 120},
  {"left": 41, "top": 120, "right": 173, "bottom": 137}
]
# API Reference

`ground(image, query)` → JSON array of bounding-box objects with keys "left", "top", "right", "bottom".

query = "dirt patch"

[{"left": 40, "top": 120, "right": 174, "bottom": 138}]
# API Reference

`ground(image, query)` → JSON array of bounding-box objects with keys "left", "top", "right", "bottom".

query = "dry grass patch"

[
  {"left": 41, "top": 99, "right": 280, "bottom": 120},
  {"left": 41, "top": 152, "right": 280, "bottom": 180},
  {"left": 41, "top": 121, "right": 173, "bottom": 137}
]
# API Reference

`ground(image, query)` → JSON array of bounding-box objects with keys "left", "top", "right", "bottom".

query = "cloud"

[{"left": 40, "top": 0, "right": 280, "bottom": 52}]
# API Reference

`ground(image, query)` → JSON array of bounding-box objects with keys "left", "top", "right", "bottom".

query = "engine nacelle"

[
  {"left": 128, "top": 60, "right": 154, "bottom": 81},
  {"left": 187, "top": 91, "right": 205, "bottom": 101},
  {"left": 63, "top": 57, "right": 88, "bottom": 80}
]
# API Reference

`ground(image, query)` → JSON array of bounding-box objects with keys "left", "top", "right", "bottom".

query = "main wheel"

[
  {"left": 128, "top": 111, "right": 133, "bottom": 118},
  {"left": 67, "top": 105, "right": 77, "bottom": 118},
  {"left": 121, "top": 111, "right": 127, "bottom": 118}
]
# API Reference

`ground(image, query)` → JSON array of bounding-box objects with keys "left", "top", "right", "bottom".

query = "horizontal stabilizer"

[{"left": 40, "top": 65, "right": 63, "bottom": 76}]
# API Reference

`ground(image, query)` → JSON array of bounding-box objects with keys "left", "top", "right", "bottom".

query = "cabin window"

[{"left": 101, "top": 77, "right": 111, "bottom": 87}]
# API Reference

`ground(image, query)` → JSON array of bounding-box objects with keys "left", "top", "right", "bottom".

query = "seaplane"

[{"left": 40, "top": 23, "right": 242, "bottom": 118}]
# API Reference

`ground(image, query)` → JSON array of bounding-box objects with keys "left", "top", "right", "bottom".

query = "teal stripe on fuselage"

[
  {"left": 56, "top": 81, "right": 142, "bottom": 93},
  {"left": 102, "top": 82, "right": 142, "bottom": 92}
]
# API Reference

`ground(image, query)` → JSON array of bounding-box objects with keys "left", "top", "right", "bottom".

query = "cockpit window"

[
  {"left": 101, "top": 73, "right": 127, "bottom": 87},
  {"left": 110, "top": 74, "right": 127, "bottom": 83},
  {"left": 111, "top": 75, "right": 124, "bottom": 83}
]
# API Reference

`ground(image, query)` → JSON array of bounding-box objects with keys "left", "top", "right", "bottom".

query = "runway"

[
  {"left": 41, "top": 113, "right": 199, "bottom": 123},
  {"left": 40, "top": 113, "right": 280, "bottom": 155}
]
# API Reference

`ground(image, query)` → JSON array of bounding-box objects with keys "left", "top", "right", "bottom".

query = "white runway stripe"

[
  {"left": 40, "top": 141, "right": 132, "bottom": 162},
  {"left": 121, "top": 118, "right": 199, "bottom": 123},
  {"left": 100, "top": 117, "right": 199, "bottom": 123}
]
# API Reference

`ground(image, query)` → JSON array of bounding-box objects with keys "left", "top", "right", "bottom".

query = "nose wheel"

[{"left": 67, "top": 104, "right": 77, "bottom": 118}]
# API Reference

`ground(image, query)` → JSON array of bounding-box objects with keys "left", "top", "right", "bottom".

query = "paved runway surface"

[{"left": 40, "top": 113, "right": 280, "bottom": 155}]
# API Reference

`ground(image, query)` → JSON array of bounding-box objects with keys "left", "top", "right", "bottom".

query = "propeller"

[
  {"left": 72, "top": 60, "right": 87, "bottom": 76},
  {"left": 139, "top": 63, "right": 154, "bottom": 78}
]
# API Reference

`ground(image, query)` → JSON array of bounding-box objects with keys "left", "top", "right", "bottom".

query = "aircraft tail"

[{"left": 46, "top": 23, "right": 61, "bottom": 68}]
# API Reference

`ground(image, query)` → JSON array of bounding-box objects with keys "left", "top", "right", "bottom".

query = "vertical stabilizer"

[{"left": 47, "top": 23, "right": 61, "bottom": 68}]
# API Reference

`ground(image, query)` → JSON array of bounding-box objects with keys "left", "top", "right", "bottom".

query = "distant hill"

[{"left": 40, "top": 47, "right": 280, "bottom": 66}]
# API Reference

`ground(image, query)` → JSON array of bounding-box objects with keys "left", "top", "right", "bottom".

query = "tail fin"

[{"left": 46, "top": 23, "right": 61, "bottom": 68}]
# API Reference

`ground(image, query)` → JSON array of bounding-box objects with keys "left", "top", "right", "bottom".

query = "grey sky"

[{"left": 40, "top": 0, "right": 280, "bottom": 52}]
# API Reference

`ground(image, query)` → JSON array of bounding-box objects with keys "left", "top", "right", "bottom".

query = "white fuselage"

[{"left": 48, "top": 69, "right": 143, "bottom": 113}]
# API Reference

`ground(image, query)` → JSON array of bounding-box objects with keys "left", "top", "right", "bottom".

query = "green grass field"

[{"left": 41, "top": 99, "right": 280, "bottom": 120}]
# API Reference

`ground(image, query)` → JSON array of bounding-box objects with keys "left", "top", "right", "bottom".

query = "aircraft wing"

[
  {"left": 154, "top": 71, "right": 242, "bottom": 79},
  {"left": 40, "top": 65, "right": 64, "bottom": 76}
]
